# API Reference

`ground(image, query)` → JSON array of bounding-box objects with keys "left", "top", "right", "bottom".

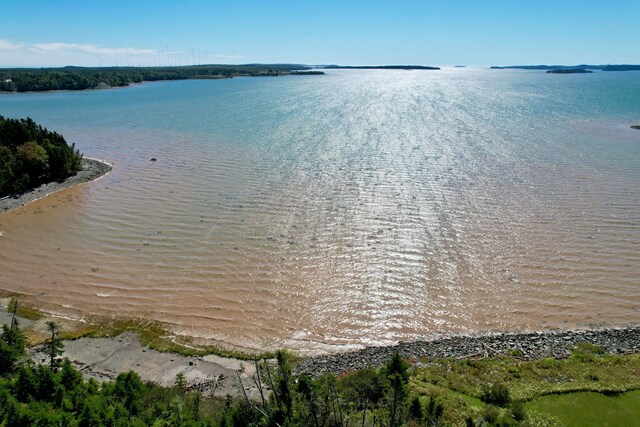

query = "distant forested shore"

[
  {"left": 323, "top": 65, "right": 440, "bottom": 70},
  {"left": 0, "top": 64, "right": 320, "bottom": 93},
  {"left": 490, "top": 64, "right": 640, "bottom": 71}
]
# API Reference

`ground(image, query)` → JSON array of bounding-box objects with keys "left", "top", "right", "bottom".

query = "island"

[
  {"left": 547, "top": 68, "right": 593, "bottom": 74},
  {"left": 289, "top": 70, "right": 325, "bottom": 75},
  {"left": 0, "top": 64, "right": 321, "bottom": 93}
]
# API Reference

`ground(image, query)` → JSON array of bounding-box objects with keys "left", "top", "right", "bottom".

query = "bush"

[
  {"left": 480, "top": 382, "right": 511, "bottom": 406},
  {"left": 572, "top": 342, "right": 605, "bottom": 362},
  {"left": 511, "top": 401, "right": 526, "bottom": 422}
]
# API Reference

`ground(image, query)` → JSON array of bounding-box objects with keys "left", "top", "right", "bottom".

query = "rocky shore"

[
  {"left": 297, "top": 326, "right": 640, "bottom": 376},
  {"left": 0, "top": 157, "right": 112, "bottom": 213},
  {"left": 3, "top": 299, "right": 639, "bottom": 398}
]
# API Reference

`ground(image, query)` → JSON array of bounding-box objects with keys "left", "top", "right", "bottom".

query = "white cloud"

[{"left": 0, "top": 39, "right": 241, "bottom": 67}]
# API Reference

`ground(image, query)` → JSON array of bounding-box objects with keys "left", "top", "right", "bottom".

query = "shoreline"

[
  {"left": 297, "top": 325, "right": 640, "bottom": 376},
  {"left": 1, "top": 298, "right": 638, "bottom": 397},
  {"left": 0, "top": 157, "right": 112, "bottom": 214},
  {"left": 0, "top": 72, "right": 311, "bottom": 95}
]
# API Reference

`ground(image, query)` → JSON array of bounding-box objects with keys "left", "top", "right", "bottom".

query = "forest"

[
  {"left": 0, "top": 116, "right": 83, "bottom": 197},
  {"left": 0, "top": 64, "right": 315, "bottom": 93}
]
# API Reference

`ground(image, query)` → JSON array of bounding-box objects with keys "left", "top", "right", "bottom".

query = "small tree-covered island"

[{"left": 0, "top": 116, "right": 84, "bottom": 197}]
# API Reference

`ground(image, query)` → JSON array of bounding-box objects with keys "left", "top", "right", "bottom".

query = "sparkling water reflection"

[{"left": 0, "top": 69, "right": 639, "bottom": 353}]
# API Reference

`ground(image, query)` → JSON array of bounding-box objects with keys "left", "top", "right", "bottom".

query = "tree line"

[
  {"left": 0, "top": 116, "right": 83, "bottom": 197},
  {"left": 0, "top": 64, "right": 315, "bottom": 93},
  {"left": 1, "top": 297, "right": 445, "bottom": 427}
]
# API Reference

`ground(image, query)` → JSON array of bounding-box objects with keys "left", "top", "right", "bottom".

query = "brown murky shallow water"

[{"left": 1, "top": 72, "right": 639, "bottom": 354}]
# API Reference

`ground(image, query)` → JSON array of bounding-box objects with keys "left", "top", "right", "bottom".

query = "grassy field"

[
  {"left": 526, "top": 390, "right": 640, "bottom": 427},
  {"left": 409, "top": 344, "right": 640, "bottom": 426}
]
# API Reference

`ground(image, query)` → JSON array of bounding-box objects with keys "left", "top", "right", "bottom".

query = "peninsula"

[
  {"left": 0, "top": 116, "right": 112, "bottom": 211},
  {"left": 491, "top": 64, "right": 640, "bottom": 71},
  {"left": 0, "top": 64, "right": 319, "bottom": 93}
]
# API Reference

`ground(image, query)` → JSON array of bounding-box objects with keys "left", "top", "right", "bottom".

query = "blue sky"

[{"left": 1, "top": 0, "right": 639, "bottom": 67}]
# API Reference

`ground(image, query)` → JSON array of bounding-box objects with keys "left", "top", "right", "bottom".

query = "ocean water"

[{"left": 1, "top": 68, "right": 639, "bottom": 354}]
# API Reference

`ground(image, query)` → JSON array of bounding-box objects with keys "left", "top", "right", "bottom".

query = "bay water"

[{"left": 1, "top": 68, "right": 639, "bottom": 353}]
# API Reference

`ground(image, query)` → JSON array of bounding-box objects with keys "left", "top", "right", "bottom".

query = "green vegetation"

[
  {"left": 324, "top": 65, "right": 440, "bottom": 70},
  {"left": 546, "top": 69, "right": 593, "bottom": 74},
  {"left": 1, "top": 318, "right": 224, "bottom": 426},
  {"left": 409, "top": 344, "right": 640, "bottom": 425},
  {"left": 0, "top": 115, "right": 82, "bottom": 197},
  {"left": 490, "top": 64, "right": 640, "bottom": 72},
  {"left": 72, "top": 318, "right": 278, "bottom": 361},
  {"left": 0, "top": 64, "right": 316, "bottom": 93},
  {"left": 0, "top": 318, "right": 420, "bottom": 426},
  {"left": 1, "top": 305, "right": 639, "bottom": 426},
  {"left": 526, "top": 390, "right": 640, "bottom": 427},
  {"left": 0, "top": 293, "right": 271, "bottom": 360}
]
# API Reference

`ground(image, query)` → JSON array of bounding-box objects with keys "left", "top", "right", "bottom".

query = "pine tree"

[{"left": 45, "top": 321, "right": 64, "bottom": 369}]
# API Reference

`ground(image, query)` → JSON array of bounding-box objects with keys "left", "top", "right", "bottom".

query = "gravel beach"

[{"left": 297, "top": 326, "right": 640, "bottom": 376}]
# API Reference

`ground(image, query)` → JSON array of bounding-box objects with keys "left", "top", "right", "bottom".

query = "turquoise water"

[{"left": 1, "top": 69, "right": 639, "bottom": 353}]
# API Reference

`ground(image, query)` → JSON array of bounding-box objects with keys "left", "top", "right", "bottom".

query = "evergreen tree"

[
  {"left": 382, "top": 353, "right": 410, "bottom": 427},
  {"left": 45, "top": 321, "right": 64, "bottom": 369}
]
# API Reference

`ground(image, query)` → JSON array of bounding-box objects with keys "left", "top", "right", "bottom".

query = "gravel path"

[{"left": 0, "top": 158, "right": 112, "bottom": 213}]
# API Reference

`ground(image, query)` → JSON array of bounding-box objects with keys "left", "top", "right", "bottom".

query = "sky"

[{"left": 1, "top": 0, "right": 639, "bottom": 67}]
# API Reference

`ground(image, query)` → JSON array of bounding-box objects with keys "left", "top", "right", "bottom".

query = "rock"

[
  {"left": 150, "top": 158, "right": 158, "bottom": 161},
  {"left": 631, "top": 125, "right": 640, "bottom": 130},
  {"left": 295, "top": 326, "right": 640, "bottom": 377}
]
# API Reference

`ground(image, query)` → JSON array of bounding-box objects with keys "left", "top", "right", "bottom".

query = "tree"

[
  {"left": 0, "top": 309, "right": 26, "bottom": 376},
  {"left": 8, "top": 297, "right": 19, "bottom": 330},
  {"left": 409, "top": 396, "right": 423, "bottom": 423},
  {"left": 339, "top": 368, "right": 384, "bottom": 426},
  {"left": 174, "top": 371, "right": 187, "bottom": 391},
  {"left": 382, "top": 353, "right": 410, "bottom": 427},
  {"left": 45, "top": 321, "right": 64, "bottom": 369},
  {"left": 425, "top": 396, "right": 444, "bottom": 427},
  {"left": 0, "top": 116, "right": 83, "bottom": 197}
]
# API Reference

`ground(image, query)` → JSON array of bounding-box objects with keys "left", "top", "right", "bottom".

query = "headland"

[{"left": 0, "top": 157, "right": 112, "bottom": 214}]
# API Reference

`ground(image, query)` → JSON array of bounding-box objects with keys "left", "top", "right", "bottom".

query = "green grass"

[
  {"left": 83, "top": 318, "right": 279, "bottom": 361},
  {"left": 410, "top": 350, "right": 640, "bottom": 425},
  {"left": 527, "top": 390, "right": 640, "bottom": 427},
  {"left": 412, "top": 353, "right": 640, "bottom": 401}
]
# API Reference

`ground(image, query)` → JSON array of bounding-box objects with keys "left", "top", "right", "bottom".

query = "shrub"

[
  {"left": 480, "top": 382, "right": 511, "bottom": 406},
  {"left": 511, "top": 401, "right": 526, "bottom": 422},
  {"left": 572, "top": 342, "right": 605, "bottom": 362}
]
